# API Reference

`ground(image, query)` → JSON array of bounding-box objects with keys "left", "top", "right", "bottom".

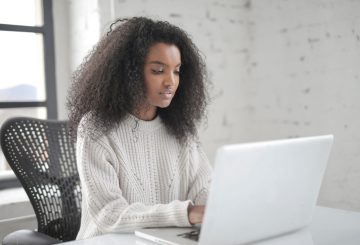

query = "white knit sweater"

[{"left": 76, "top": 114, "right": 212, "bottom": 239}]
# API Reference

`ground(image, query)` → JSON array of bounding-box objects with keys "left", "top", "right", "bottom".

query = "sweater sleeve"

[
  {"left": 76, "top": 131, "right": 192, "bottom": 234},
  {"left": 186, "top": 142, "right": 213, "bottom": 205}
]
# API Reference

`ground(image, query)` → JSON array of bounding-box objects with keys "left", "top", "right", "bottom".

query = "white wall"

[
  {"left": 0, "top": 189, "right": 36, "bottom": 241},
  {"left": 53, "top": 0, "right": 71, "bottom": 120},
  {"left": 53, "top": 0, "right": 360, "bottom": 211},
  {"left": 53, "top": 0, "right": 100, "bottom": 119},
  {"left": 230, "top": 0, "right": 360, "bottom": 212}
]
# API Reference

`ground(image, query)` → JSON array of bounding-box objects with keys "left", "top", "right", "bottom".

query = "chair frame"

[{"left": 0, "top": 117, "right": 81, "bottom": 243}]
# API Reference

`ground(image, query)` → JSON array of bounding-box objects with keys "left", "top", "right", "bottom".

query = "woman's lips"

[{"left": 160, "top": 91, "right": 173, "bottom": 99}]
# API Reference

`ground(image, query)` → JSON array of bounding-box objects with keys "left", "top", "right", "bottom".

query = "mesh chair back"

[{"left": 0, "top": 117, "right": 82, "bottom": 241}]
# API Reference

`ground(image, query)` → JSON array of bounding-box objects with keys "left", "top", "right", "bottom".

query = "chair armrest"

[{"left": 2, "top": 229, "right": 61, "bottom": 245}]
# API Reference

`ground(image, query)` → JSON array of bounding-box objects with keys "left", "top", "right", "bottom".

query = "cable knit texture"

[{"left": 76, "top": 114, "right": 212, "bottom": 239}]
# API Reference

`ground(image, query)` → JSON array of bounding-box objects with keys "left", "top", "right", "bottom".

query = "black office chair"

[{"left": 0, "top": 117, "right": 82, "bottom": 245}]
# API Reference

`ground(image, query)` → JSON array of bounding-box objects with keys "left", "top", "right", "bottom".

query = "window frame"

[
  {"left": 0, "top": 0, "right": 57, "bottom": 189},
  {"left": 0, "top": 0, "right": 57, "bottom": 118}
]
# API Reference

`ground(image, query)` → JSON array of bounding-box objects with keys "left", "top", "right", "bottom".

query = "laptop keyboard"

[{"left": 177, "top": 230, "right": 200, "bottom": 242}]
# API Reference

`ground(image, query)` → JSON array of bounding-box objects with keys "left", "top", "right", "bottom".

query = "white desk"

[{"left": 63, "top": 206, "right": 360, "bottom": 245}]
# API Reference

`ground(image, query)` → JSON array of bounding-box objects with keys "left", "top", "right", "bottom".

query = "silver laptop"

[{"left": 135, "top": 135, "right": 334, "bottom": 245}]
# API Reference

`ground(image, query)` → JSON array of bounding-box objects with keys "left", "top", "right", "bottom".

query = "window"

[{"left": 0, "top": 0, "right": 57, "bottom": 188}]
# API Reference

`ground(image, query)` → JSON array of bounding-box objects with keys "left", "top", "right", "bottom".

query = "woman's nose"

[{"left": 164, "top": 73, "right": 176, "bottom": 86}]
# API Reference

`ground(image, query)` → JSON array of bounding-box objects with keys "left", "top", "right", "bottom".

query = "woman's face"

[{"left": 140, "top": 42, "right": 181, "bottom": 120}]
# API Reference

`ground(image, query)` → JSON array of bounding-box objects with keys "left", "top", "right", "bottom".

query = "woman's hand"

[{"left": 188, "top": 204, "right": 205, "bottom": 225}]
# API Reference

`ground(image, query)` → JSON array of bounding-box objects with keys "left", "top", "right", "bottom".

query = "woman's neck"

[{"left": 133, "top": 107, "right": 157, "bottom": 121}]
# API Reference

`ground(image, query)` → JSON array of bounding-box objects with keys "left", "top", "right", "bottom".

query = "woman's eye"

[
  {"left": 151, "top": 69, "right": 163, "bottom": 74},
  {"left": 174, "top": 70, "right": 180, "bottom": 75}
]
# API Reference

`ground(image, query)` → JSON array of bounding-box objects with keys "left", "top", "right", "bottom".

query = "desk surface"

[{"left": 64, "top": 206, "right": 360, "bottom": 245}]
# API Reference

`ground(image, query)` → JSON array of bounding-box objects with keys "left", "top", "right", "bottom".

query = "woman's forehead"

[{"left": 145, "top": 43, "right": 181, "bottom": 65}]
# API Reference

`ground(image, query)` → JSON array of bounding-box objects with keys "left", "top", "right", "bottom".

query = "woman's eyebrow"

[{"left": 148, "top": 61, "right": 181, "bottom": 67}]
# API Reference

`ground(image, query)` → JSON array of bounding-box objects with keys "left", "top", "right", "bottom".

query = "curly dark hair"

[{"left": 67, "top": 17, "right": 209, "bottom": 141}]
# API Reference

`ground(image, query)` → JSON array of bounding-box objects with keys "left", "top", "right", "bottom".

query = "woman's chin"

[{"left": 157, "top": 101, "right": 172, "bottom": 108}]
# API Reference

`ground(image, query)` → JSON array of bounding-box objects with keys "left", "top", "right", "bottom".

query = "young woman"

[{"left": 67, "top": 17, "right": 212, "bottom": 239}]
